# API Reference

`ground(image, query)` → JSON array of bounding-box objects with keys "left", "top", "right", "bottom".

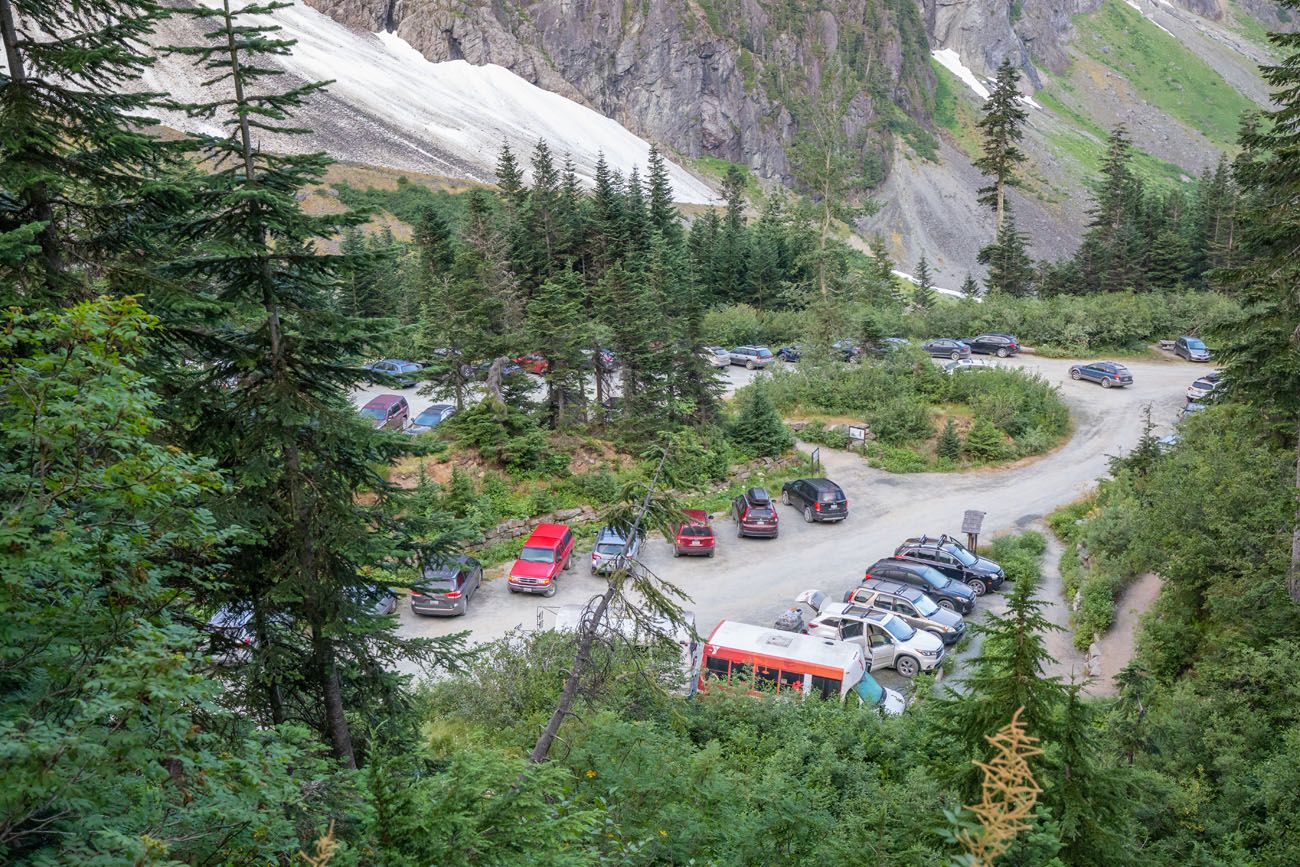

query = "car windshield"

[
  {"left": 359, "top": 407, "right": 386, "bottom": 420},
  {"left": 712, "top": 348, "right": 729, "bottom": 356},
  {"left": 945, "top": 544, "right": 978, "bottom": 566},
  {"left": 881, "top": 617, "right": 915, "bottom": 641},
  {"left": 1186, "top": 339, "right": 1206, "bottom": 349},
  {"left": 519, "top": 546, "right": 555, "bottom": 564},
  {"left": 595, "top": 542, "right": 624, "bottom": 555},
  {"left": 913, "top": 594, "right": 939, "bottom": 616},
  {"left": 1194, "top": 379, "right": 1215, "bottom": 389},
  {"left": 415, "top": 412, "right": 441, "bottom": 425},
  {"left": 852, "top": 673, "right": 885, "bottom": 707}
]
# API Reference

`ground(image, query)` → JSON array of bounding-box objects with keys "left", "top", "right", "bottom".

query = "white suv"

[{"left": 803, "top": 602, "right": 944, "bottom": 678}]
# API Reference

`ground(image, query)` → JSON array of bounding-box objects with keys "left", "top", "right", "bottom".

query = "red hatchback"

[
  {"left": 673, "top": 509, "right": 716, "bottom": 557},
  {"left": 515, "top": 353, "right": 549, "bottom": 375},
  {"left": 507, "top": 523, "right": 575, "bottom": 596}
]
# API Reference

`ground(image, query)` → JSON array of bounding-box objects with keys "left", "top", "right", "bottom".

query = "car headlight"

[{"left": 920, "top": 649, "right": 942, "bottom": 658}]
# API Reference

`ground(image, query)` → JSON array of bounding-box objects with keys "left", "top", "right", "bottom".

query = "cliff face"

[{"left": 305, "top": 0, "right": 935, "bottom": 179}]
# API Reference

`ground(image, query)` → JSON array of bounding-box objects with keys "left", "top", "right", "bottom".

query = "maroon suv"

[
  {"left": 731, "top": 487, "right": 779, "bottom": 538},
  {"left": 360, "top": 394, "right": 409, "bottom": 430}
]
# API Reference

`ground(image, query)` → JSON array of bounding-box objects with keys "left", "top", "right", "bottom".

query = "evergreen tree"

[
  {"left": 912, "top": 254, "right": 937, "bottom": 309},
  {"left": 527, "top": 268, "right": 589, "bottom": 426},
  {"left": 716, "top": 165, "right": 750, "bottom": 301},
  {"left": 728, "top": 385, "right": 794, "bottom": 458},
  {"left": 959, "top": 272, "right": 981, "bottom": 299},
  {"left": 936, "top": 418, "right": 962, "bottom": 460},
  {"left": 1076, "top": 126, "right": 1144, "bottom": 293},
  {"left": 588, "top": 153, "right": 626, "bottom": 275},
  {"left": 978, "top": 208, "right": 1035, "bottom": 296},
  {"left": 495, "top": 141, "right": 526, "bottom": 209},
  {"left": 974, "top": 58, "right": 1029, "bottom": 231},
  {"left": 645, "top": 144, "right": 683, "bottom": 246},
  {"left": 622, "top": 166, "right": 651, "bottom": 261},
  {"left": 0, "top": 0, "right": 179, "bottom": 302},
  {"left": 161, "top": 1, "right": 450, "bottom": 766},
  {"left": 1216, "top": 3, "right": 1300, "bottom": 600},
  {"left": 687, "top": 207, "right": 723, "bottom": 301},
  {"left": 963, "top": 416, "right": 1009, "bottom": 461}
]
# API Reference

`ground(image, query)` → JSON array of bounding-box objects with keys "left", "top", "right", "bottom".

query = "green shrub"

[
  {"left": 1048, "top": 497, "right": 1094, "bottom": 544},
  {"left": 865, "top": 395, "right": 933, "bottom": 445},
  {"left": 936, "top": 419, "right": 961, "bottom": 460},
  {"left": 865, "top": 442, "right": 928, "bottom": 473},
  {"left": 660, "top": 426, "right": 734, "bottom": 488},
  {"left": 986, "top": 532, "right": 1045, "bottom": 582},
  {"left": 1075, "top": 572, "right": 1126, "bottom": 650},
  {"left": 728, "top": 386, "right": 794, "bottom": 458},
  {"left": 963, "top": 417, "right": 1008, "bottom": 460},
  {"left": 572, "top": 469, "right": 620, "bottom": 503},
  {"left": 799, "top": 421, "right": 853, "bottom": 449}
]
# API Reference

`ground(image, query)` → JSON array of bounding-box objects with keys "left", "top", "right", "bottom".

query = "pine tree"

[
  {"left": 716, "top": 165, "right": 750, "bottom": 301},
  {"left": 937, "top": 418, "right": 962, "bottom": 460},
  {"left": 960, "top": 273, "right": 981, "bottom": 299},
  {"left": 913, "top": 254, "right": 937, "bottom": 309},
  {"left": 1075, "top": 126, "right": 1144, "bottom": 293},
  {"left": 588, "top": 153, "right": 626, "bottom": 276},
  {"left": 645, "top": 144, "right": 683, "bottom": 245},
  {"left": 0, "top": 0, "right": 180, "bottom": 302},
  {"left": 527, "top": 268, "right": 589, "bottom": 426},
  {"left": 728, "top": 385, "right": 794, "bottom": 458},
  {"left": 963, "top": 416, "right": 1010, "bottom": 460},
  {"left": 978, "top": 208, "right": 1035, "bottom": 296},
  {"left": 687, "top": 207, "right": 723, "bottom": 301},
  {"left": 161, "top": 1, "right": 450, "bottom": 766},
  {"left": 1216, "top": 4, "right": 1300, "bottom": 601},
  {"left": 974, "top": 58, "right": 1029, "bottom": 231},
  {"left": 1049, "top": 683, "right": 1134, "bottom": 865},
  {"left": 495, "top": 141, "right": 526, "bottom": 209}
]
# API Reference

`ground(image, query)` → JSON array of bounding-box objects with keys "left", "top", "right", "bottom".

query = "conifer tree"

[
  {"left": 161, "top": 0, "right": 449, "bottom": 766},
  {"left": 527, "top": 268, "right": 589, "bottom": 426},
  {"left": 913, "top": 254, "right": 937, "bottom": 309},
  {"left": 728, "top": 385, "right": 794, "bottom": 458},
  {"left": 963, "top": 417, "right": 1010, "bottom": 461},
  {"left": 1077, "top": 126, "right": 1143, "bottom": 293},
  {"left": 974, "top": 58, "right": 1029, "bottom": 231},
  {"left": 1049, "top": 682, "right": 1133, "bottom": 865},
  {"left": 960, "top": 272, "right": 981, "bottom": 299},
  {"left": 0, "top": 0, "right": 178, "bottom": 302},
  {"left": 688, "top": 208, "right": 723, "bottom": 301},
  {"left": 937, "top": 418, "right": 962, "bottom": 460},
  {"left": 588, "top": 153, "right": 626, "bottom": 275},
  {"left": 978, "top": 208, "right": 1035, "bottom": 296},
  {"left": 716, "top": 165, "right": 750, "bottom": 301},
  {"left": 645, "top": 145, "right": 683, "bottom": 245}
]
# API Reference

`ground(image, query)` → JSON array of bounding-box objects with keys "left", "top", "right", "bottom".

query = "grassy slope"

[{"left": 1070, "top": 0, "right": 1257, "bottom": 147}]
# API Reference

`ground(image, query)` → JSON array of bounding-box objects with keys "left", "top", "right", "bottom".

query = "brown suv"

[
  {"left": 731, "top": 487, "right": 779, "bottom": 538},
  {"left": 360, "top": 394, "right": 410, "bottom": 430}
]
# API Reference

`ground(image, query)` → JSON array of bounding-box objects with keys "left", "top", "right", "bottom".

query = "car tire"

[
  {"left": 950, "top": 350, "right": 961, "bottom": 360},
  {"left": 1070, "top": 368, "right": 1082, "bottom": 380},
  {"left": 460, "top": 596, "right": 470, "bottom": 616},
  {"left": 782, "top": 490, "right": 791, "bottom": 505},
  {"left": 804, "top": 506, "right": 813, "bottom": 523},
  {"left": 673, "top": 547, "right": 680, "bottom": 558},
  {"left": 896, "top": 656, "right": 920, "bottom": 678},
  {"left": 736, "top": 523, "right": 745, "bottom": 538},
  {"left": 996, "top": 347, "right": 1009, "bottom": 358},
  {"left": 969, "top": 579, "right": 988, "bottom": 596},
  {"left": 746, "top": 360, "right": 755, "bottom": 370},
  {"left": 564, "top": 555, "right": 573, "bottom": 571},
  {"left": 926, "top": 629, "right": 946, "bottom": 643},
  {"left": 544, "top": 582, "right": 557, "bottom": 598},
  {"left": 937, "top": 598, "right": 956, "bottom": 611},
  {"left": 1101, "top": 377, "right": 1112, "bottom": 389},
  {"left": 707, "top": 550, "right": 715, "bottom": 558}
]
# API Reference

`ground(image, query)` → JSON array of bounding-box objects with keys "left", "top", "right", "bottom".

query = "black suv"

[
  {"left": 732, "top": 487, "right": 779, "bottom": 538},
  {"left": 893, "top": 534, "right": 1005, "bottom": 595},
  {"left": 864, "top": 558, "right": 977, "bottom": 614},
  {"left": 780, "top": 478, "right": 848, "bottom": 523},
  {"left": 962, "top": 333, "right": 1021, "bottom": 357}
]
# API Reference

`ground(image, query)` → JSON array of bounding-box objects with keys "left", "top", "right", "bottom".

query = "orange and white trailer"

[{"left": 698, "top": 620, "right": 905, "bottom": 714}]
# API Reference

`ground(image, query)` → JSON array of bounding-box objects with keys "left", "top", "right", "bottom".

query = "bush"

[
  {"left": 702, "top": 304, "right": 807, "bottom": 348},
  {"left": 799, "top": 421, "right": 853, "bottom": 449},
  {"left": 1075, "top": 572, "right": 1126, "bottom": 650},
  {"left": 963, "top": 417, "right": 1008, "bottom": 460},
  {"left": 865, "top": 442, "right": 928, "bottom": 473},
  {"left": 660, "top": 426, "right": 734, "bottom": 488},
  {"left": 936, "top": 419, "right": 961, "bottom": 460},
  {"left": 865, "top": 395, "right": 933, "bottom": 445},
  {"left": 728, "top": 386, "right": 794, "bottom": 458},
  {"left": 446, "top": 404, "right": 570, "bottom": 475}
]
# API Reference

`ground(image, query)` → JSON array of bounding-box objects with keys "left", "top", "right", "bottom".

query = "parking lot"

[{"left": 369, "top": 354, "right": 1204, "bottom": 689}]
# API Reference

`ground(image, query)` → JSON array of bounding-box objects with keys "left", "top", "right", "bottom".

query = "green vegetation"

[
  {"left": 1073, "top": 0, "right": 1257, "bottom": 147},
  {"left": 333, "top": 176, "right": 472, "bottom": 227}
]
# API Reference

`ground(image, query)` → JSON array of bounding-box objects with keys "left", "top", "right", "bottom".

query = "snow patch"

[
  {"left": 932, "top": 49, "right": 991, "bottom": 100},
  {"left": 146, "top": 1, "right": 716, "bottom": 203},
  {"left": 892, "top": 270, "right": 972, "bottom": 301},
  {"left": 1123, "top": 0, "right": 1176, "bottom": 37}
]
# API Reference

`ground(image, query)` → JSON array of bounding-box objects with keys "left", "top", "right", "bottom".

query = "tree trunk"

[
  {"left": 313, "top": 622, "right": 357, "bottom": 768},
  {"left": 996, "top": 181, "right": 1005, "bottom": 233},
  {"left": 1290, "top": 420, "right": 1300, "bottom": 604},
  {"left": 1, "top": 0, "right": 64, "bottom": 284},
  {"left": 252, "top": 601, "right": 286, "bottom": 725},
  {"left": 484, "top": 356, "right": 508, "bottom": 410}
]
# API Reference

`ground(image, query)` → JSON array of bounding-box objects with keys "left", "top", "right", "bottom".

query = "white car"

[
  {"left": 942, "top": 358, "right": 998, "bottom": 375},
  {"left": 1185, "top": 376, "right": 1218, "bottom": 401},
  {"left": 803, "top": 602, "right": 945, "bottom": 678},
  {"left": 701, "top": 346, "right": 731, "bottom": 368}
]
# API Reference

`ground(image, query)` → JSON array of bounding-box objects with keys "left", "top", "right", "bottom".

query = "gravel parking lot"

[{"left": 376, "top": 354, "right": 1204, "bottom": 690}]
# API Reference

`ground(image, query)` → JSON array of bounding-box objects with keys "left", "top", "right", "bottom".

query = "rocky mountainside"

[{"left": 276, "top": 0, "right": 1281, "bottom": 279}]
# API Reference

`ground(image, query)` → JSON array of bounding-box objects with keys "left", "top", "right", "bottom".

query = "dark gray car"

[
  {"left": 922, "top": 338, "right": 971, "bottom": 360},
  {"left": 411, "top": 556, "right": 483, "bottom": 617},
  {"left": 865, "top": 558, "right": 977, "bottom": 614}
]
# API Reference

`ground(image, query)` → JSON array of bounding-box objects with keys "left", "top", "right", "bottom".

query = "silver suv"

[
  {"left": 799, "top": 599, "right": 944, "bottom": 678},
  {"left": 728, "top": 345, "right": 774, "bottom": 369},
  {"left": 837, "top": 580, "right": 966, "bottom": 645},
  {"left": 591, "top": 526, "right": 642, "bottom": 575}
]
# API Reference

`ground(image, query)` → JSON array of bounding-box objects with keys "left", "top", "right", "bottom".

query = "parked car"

[
  {"left": 780, "top": 477, "right": 848, "bottom": 523},
  {"left": 732, "top": 486, "right": 779, "bottom": 538},
  {"left": 893, "top": 534, "right": 1005, "bottom": 595},
  {"left": 591, "top": 526, "right": 643, "bottom": 575},
  {"left": 775, "top": 345, "right": 802, "bottom": 363},
  {"left": 359, "top": 394, "right": 409, "bottom": 430},
  {"left": 1180, "top": 401, "right": 1207, "bottom": 419},
  {"left": 922, "top": 338, "right": 971, "bottom": 360},
  {"left": 942, "top": 358, "right": 998, "bottom": 374},
  {"left": 1070, "top": 361, "right": 1134, "bottom": 389},
  {"left": 729, "top": 346, "right": 775, "bottom": 369},
  {"left": 672, "top": 509, "right": 716, "bottom": 557},
  {"left": 364, "top": 358, "right": 423, "bottom": 388},
  {"left": 411, "top": 555, "right": 482, "bottom": 616},
  {"left": 515, "top": 353, "right": 549, "bottom": 375},
  {"left": 206, "top": 605, "right": 258, "bottom": 666},
  {"left": 832, "top": 339, "right": 864, "bottom": 362},
  {"left": 580, "top": 347, "right": 618, "bottom": 371},
  {"left": 507, "top": 524, "right": 575, "bottom": 596},
  {"left": 963, "top": 333, "right": 1021, "bottom": 357},
  {"left": 840, "top": 579, "right": 966, "bottom": 645},
  {"left": 347, "top": 584, "right": 398, "bottom": 617},
  {"left": 801, "top": 602, "right": 944, "bottom": 678},
  {"left": 1186, "top": 376, "right": 1219, "bottom": 401},
  {"left": 701, "top": 346, "right": 731, "bottom": 368},
  {"left": 864, "top": 558, "right": 977, "bottom": 613},
  {"left": 1174, "top": 335, "right": 1212, "bottom": 362},
  {"left": 407, "top": 403, "right": 456, "bottom": 433}
]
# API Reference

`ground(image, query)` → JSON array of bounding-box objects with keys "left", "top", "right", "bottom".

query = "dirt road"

[{"left": 393, "top": 354, "right": 1202, "bottom": 685}]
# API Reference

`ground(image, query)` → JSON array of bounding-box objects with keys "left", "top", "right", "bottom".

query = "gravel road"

[{"left": 383, "top": 353, "right": 1207, "bottom": 687}]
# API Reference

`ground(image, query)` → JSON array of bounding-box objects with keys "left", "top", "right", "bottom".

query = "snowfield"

[{"left": 143, "top": 1, "right": 716, "bottom": 203}]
